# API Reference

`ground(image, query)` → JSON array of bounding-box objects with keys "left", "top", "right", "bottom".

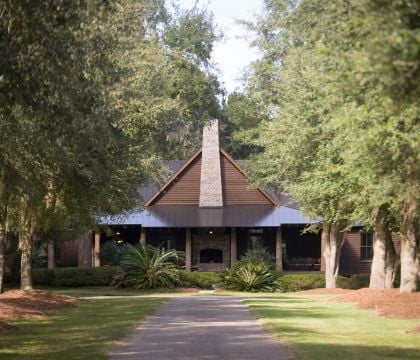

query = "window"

[
  {"left": 360, "top": 232, "right": 373, "bottom": 260},
  {"left": 247, "top": 229, "right": 264, "bottom": 250}
]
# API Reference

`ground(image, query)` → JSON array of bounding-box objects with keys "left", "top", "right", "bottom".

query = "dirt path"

[{"left": 108, "top": 296, "right": 293, "bottom": 360}]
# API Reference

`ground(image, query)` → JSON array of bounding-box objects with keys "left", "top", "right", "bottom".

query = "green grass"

[
  {"left": 243, "top": 293, "right": 420, "bottom": 360},
  {"left": 0, "top": 292, "right": 165, "bottom": 360}
]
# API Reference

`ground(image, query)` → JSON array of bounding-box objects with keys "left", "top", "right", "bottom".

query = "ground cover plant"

[
  {"left": 244, "top": 291, "right": 420, "bottom": 360},
  {"left": 0, "top": 289, "right": 165, "bottom": 360}
]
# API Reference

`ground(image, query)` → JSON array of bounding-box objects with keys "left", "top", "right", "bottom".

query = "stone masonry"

[
  {"left": 199, "top": 119, "right": 223, "bottom": 207},
  {"left": 192, "top": 229, "right": 230, "bottom": 272}
]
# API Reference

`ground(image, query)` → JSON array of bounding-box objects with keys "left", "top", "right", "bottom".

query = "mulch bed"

[
  {"left": 0, "top": 290, "right": 77, "bottom": 322},
  {"left": 301, "top": 288, "right": 420, "bottom": 319},
  {"left": 0, "top": 321, "right": 18, "bottom": 333}
]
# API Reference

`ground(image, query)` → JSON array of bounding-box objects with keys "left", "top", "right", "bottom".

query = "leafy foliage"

[
  {"left": 243, "top": 0, "right": 419, "bottom": 291},
  {"left": 276, "top": 274, "right": 325, "bottom": 293},
  {"left": 32, "top": 266, "right": 119, "bottom": 287},
  {"left": 98, "top": 241, "right": 128, "bottom": 266},
  {"left": 240, "top": 247, "right": 275, "bottom": 268},
  {"left": 0, "top": 0, "right": 225, "bottom": 290},
  {"left": 336, "top": 275, "right": 370, "bottom": 290},
  {"left": 114, "top": 243, "right": 184, "bottom": 289},
  {"left": 224, "top": 261, "right": 279, "bottom": 292},
  {"left": 178, "top": 270, "right": 221, "bottom": 289}
]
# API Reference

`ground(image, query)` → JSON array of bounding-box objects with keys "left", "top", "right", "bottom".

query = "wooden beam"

[
  {"left": 140, "top": 228, "right": 146, "bottom": 245},
  {"left": 94, "top": 233, "right": 101, "bottom": 267},
  {"left": 185, "top": 228, "right": 192, "bottom": 271},
  {"left": 276, "top": 228, "right": 283, "bottom": 272},
  {"left": 230, "top": 228, "right": 237, "bottom": 267}
]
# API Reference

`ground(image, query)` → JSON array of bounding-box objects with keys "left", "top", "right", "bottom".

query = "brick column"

[
  {"left": 276, "top": 228, "right": 283, "bottom": 272},
  {"left": 140, "top": 228, "right": 146, "bottom": 245},
  {"left": 230, "top": 228, "right": 237, "bottom": 267},
  {"left": 185, "top": 228, "right": 192, "bottom": 271},
  {"left": 47, "top": 241, "right": 55, "bottom": 269},
  {"left": 93, "top": 233, "right": 101, "bottom": 267}
]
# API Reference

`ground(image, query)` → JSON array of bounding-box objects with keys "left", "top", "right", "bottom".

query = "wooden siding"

[
  {"left": 153, "top": 155, "right": 202, "bottom": 205},
  {"left": 220, "top": 155, "right": 272, "bottom": 205},
  {"left": 59, "top": 239, "right": 79, "bottom": 267},
  {"left": 340, "top": 231, "right": 401, "bottom": 275}
]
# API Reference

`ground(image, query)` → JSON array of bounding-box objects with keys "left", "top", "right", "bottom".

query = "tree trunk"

[
  {"left": 19, "top": 224, "right": 34, "bottom": 290},
  {"left": 399, "top": 197, "right": 419, "bottom": 293},
  {"left": 384, "top": 233, "right": 398, "bottom": 289},
  {"left": 323, "top": 223, "right": 346, "bottom": 288},
  {"left": 370, "top": 204, "right": 398, "bottom": 289},
  {"left": 47, "top": 241, "right": 55, "bottom": 269},
  {"left": 0, "top": 221, "right": 5, "bottom": 294}
]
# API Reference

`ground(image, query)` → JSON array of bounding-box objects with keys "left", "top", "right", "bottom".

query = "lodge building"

[{"left": 52, "top": 120, "right": 400, "bottom": 274}]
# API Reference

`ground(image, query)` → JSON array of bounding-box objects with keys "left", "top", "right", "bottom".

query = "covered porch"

[{"left": 94, "top": 223, "right": 321, "bottom": 272}]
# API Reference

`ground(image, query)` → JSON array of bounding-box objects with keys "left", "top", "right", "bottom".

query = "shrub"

[
  {"left": 240, "top": 247, "right": 275, "bottom": 268},
  {"left": 114, "top": 243, "right": 184, "bottom": 289},
  {"left": 224, "top": 261, "right": 279, "bottom": 292},
  {"left": 32, "top": 266, "right": 119, "bottom": 287},
  {"left": 178, "top": 270, "right": 221, "bottom": 289},
  {"left": 337, "top": 274, "right": 370, "bottom": 289},
  {"left": 275, "top": 273, "right": 325, "bottom": 292},
  {"left": 98, "top": 241, "right": 127, "bottom": 266}
]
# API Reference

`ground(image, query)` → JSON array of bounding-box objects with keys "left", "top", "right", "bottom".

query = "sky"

[{"left": 177, "top": 0, "right": 263, "bottom": 94}]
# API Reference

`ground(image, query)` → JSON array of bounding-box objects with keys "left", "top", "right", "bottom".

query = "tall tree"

[
  {"left": 0, "top": 0, "right": 160, "bottom": 289},
  {"left": 244, "top": 0, "right": 419, "bottom": 290},
  {"left": 0, "top": 0, "right": 225, "bottom": 290}
]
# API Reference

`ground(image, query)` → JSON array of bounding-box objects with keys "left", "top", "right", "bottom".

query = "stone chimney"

[{"left": 199, "top": 119, "right": 223, "bottom": 207}]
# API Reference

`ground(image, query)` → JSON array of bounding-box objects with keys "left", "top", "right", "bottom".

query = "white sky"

[{"left": 177, "top": 0, "right": 263, "bottom": 94}]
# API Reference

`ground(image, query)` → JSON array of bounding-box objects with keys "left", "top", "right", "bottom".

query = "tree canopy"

[{"left": 244, "top": 0, "right": 419, "bottom": 291}]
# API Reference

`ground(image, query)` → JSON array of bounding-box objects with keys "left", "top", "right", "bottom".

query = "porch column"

[
  {"left": 230, "top": 228, "right": 237, "bottom": 266},
  {"left": 140, "top": 228, "right": 146, "bottom": 245},
  {"left": 276, "top": 227, "right": 283, "bottom": 272},
  {"left": 93, "top": 232, "right": 101, "bottom": 267},
  {"left": 185, "top": 228, "right": 192, "bottom": 271},
  {"left": 47, "top": 241, "right": 55, "bottom": 269}
]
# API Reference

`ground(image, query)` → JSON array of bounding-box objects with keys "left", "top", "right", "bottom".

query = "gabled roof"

[
  {"left": 145, "top": 149, "right": 202, "bottom": 206},
  {"left": 145, "top": 148, "right": 278, "bottom": 207},
  {"left": 219, "top": 148, "right": 278, "bottom": 206}
]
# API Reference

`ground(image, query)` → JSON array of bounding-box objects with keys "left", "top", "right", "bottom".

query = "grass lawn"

[
  {"left": 0, "top": 291, "right": 166, "bottom": 360},
  {"left": 243, "top": 293, "right": 420, "bottom": 360}
]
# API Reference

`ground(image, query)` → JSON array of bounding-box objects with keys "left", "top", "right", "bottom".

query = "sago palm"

[{"left": 115, "top": 243, "right": 184, "bottom": 289}]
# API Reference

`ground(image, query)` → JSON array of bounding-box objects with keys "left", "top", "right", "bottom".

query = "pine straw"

[
  {"left": 301, "top": 288, "right": 420, "bottom": 319},
  {"left": 0, "top": 290, "right": 77, "bottom": 321}
]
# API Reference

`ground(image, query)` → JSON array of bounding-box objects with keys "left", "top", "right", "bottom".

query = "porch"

[{"left": 94, "top": 225, "right": 321, "bottom": 272}]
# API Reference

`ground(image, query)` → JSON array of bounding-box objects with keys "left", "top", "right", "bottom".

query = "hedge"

[
  {"left": 32, "top": 266, "right": 119, "bottom": 287},
  {"left": 336, "top": 274, "right": 370, "bottom": 289},
  {"left": 178, "top": 270, "right": 222, "bottom": 289},
  {"left": 275, "top": 273, "right": 325, "bottom": 292},
  {"left": 31, "top": 267, "right": 222, "bottom": 289}
]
